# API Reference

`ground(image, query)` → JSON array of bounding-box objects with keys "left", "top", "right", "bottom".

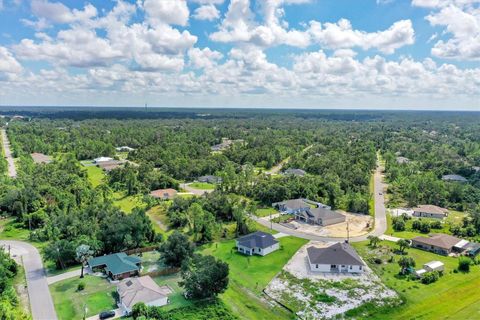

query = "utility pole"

[{"left": 346, "top": 221, "right": 350, "bottom": 243}]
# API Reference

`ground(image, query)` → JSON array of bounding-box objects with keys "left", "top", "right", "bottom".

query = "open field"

[
  {"left": 201, "top": 236, "right": 308, "bottom": 319},
  {"left": 49, "top": 275, "right": 117, "bottom": 320},
  {"left": 353, "top": 240, "right": 480, "bottom": 319},
  {"left": 85, "top": 165, "right": 104, "bottom": 188}
]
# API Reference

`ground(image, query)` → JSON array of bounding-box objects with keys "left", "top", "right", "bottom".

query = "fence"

[{"left": 123, "top": 245, "right": 157, "bottom": 255}]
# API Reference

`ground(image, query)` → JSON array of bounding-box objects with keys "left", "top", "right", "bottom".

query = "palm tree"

[{"left": 76, "top": 244, "right": 94, "bottom": 278}]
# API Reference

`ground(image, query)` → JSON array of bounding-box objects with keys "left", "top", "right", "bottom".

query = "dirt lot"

[
  {"left": 287, "top": 212, "right": 373, "bottom": 238},
  {"left": 265, "top": 241, "right": 398, "bottom": 319}
]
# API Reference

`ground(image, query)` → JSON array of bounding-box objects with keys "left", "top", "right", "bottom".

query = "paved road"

[
  {"left": 86, "top": 308, "right": 123, "bottom": 320},
  {"left": 1, "top": 128, "right": 17, "bottom": 178},
  {"left": 180, "top": 183, "right": 214, "bottom": 196},
  {"left": 253, "top": 160, "right": 388, "bottom": 243},
  {"left": 0, "top": 240, "right": 57, "bottom": 320},
  {"left": 47, "top": 268, "right": 85, "bottom": 285}
]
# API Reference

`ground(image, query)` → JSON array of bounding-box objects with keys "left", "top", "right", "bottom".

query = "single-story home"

[
  {"left": 295, "top": 207, "right": 346, "bottom": 226},
  {"left": 150, "top": 188, "right": 178, "bottom": 200},
  {"left": 442, "top": 174, "right": 468, "bottom": 183},
  {"left": 412, "top": 205, "right": 449, "bottom": 219},
  {"left": 117, "top": 276, "right": 171, "bottom": 314},
  {"left": 197, "top": 175, "right": 222, "bottom": 184},
  {"left": 93, "top": 156, "right": 114, "bottom": 163},
  {"left": 396, "top": 156, "right": 410, "bottom": 164},
  {"left": 88, "top": 253, "right": 141, "bottom": 280},
  {"left": 415, "top": 260, "right": 444, "bottom": 278},
  {"left": 307, "top": 242, "right": 365, "bottom": 273},
  {"left": 236, "top": 231, "right": 279, "bottom": 256},
  {"left": 411, "top": 234, "right": 463, "bottom": 255},
  {"left": 273, "top": 198, "right": 311, "bottom": 214},
  {"left": 31, "top": 152, "right": 52, "bottom": 164},
  {"left": 116, "top": 146, "right": 135, "bottom": 152},
  {"left": 282, "top": 168, "right": 306, "bottom": 176},
  {"left": 464, "top": 242, "right": 480, "bottom": 257},
  {"left": 97, "top": 160, "right": 124, "bottom": 171}
]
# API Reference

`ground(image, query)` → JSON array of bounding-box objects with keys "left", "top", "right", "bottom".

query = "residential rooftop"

[
  {"left": 237, "top": 231, "right": 278, "bottom": 249},
  {"left": 307, "top": 242, "right": 364, "bottom": 266},
  {"left": 412, "top": 234, "right": 462, "bottom": 250}
]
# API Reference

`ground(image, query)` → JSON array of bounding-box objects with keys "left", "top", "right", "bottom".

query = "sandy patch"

[{"left": 265, "top": 241, "right": 399, "bottom": 319}]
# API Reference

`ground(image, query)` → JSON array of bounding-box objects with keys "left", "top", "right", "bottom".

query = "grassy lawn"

[
  {"left": 146, "top": 205, "right": 171, "bottom": 235},
  {"left": 112, "top": 191, "right": 146, "bottom": 213},
  {"left": 201, "top": 236, "right": 307, "bottom": 320},
  {"left": 85, "top": 165, "right": 104, "bottom": 188},
  {"left": 152, "top": 274, "right": 193, "bottom": 311},
  {"left": 189, "top": 182, "right": 215, "bottom": 190},
  {"left": 353, "top": 240, "right": 480, "bottom": 319},
  {"left": 50, "top": 275, "right": 117, "bottom": 320},
  {"left": 386, "top": 211, "right": 467, "bottom": 240},
  {"left": 255, "top": 207, "right": 277, "bottom": 217}
]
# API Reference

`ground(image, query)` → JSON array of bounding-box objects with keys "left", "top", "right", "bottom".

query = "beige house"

[
  {"left": 412, "top": 205, "right": 448, "bottom": 219},
  {"left": 117, "top": 276, "right": 171, "bottom": 314},
  {"left": 411, "top": 234, "right": 462, "bottom": 255}
]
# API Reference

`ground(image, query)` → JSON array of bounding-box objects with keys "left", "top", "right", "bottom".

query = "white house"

[
  {"left": 117, "top": 276, "right": 171, "bottom": 314},
  {"left": 236, "top": 231, "right": 279, "bottom": 256},
  {"left": 93, "top": 156, "right": 114, "bottom": 163},
  {"left": 307, "top": 242, "right": 365, "bottom": 273},
  {"left": 412, "top": 205, "right": 448, "bottom": 219}
]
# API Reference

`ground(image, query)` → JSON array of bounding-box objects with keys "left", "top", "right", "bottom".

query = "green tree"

[
  {"left": 158, "top": 231, "right": 195, "bottom": 268},
  {"left": 180, "top": 254, "right": 229, "bottom": 299},
  {"left": 367, "top": 235, "right": 381, "bottom": 248},
  {"left": 76, "top": 244, "right": 94, "bottom": 278},
  {"left": 396, "top": 239, "right": 410, "bottom": 254},
  {"left": 398, "top": 256, "right": 415, "bottom": 275}
]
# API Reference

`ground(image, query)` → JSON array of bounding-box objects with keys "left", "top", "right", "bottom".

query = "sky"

[{"left": 0, "top": 0, "right": 479, "bottom": 110}]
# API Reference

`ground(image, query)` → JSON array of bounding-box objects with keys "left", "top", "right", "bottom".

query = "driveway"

[
  {"left": 253, "top": 160, "right": 388, "bottom": 243},
  {"left": 180, "top": 183, "right": 214, "bottom": 196},
  {"left": 2, "top": 128, "right": 17, "bottom": 178},
  {"left": 86, "top": 308, "right": 123, "bottom": 320},
  {"left": 0, "top": 240, "right": 57, "bottom": 320},
  {"left": 47, "top": 268, "right": 85, "bottom": 285}
]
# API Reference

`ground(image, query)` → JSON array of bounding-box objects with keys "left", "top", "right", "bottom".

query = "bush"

[
  {"left": 373, "top": 258, "right": 382, "bottom": 264},
  {"left": 77, "top": 282, "right": 85, "bottom": 291},
  {"left": 458, "top": 257, "right": 471, "bottom": 272},
  {"left": 421, "top": 271, "right": 439, "bottom": 284},
  {"left": 392, "top": 218, "right": 406, "bottom": 231},
  {"left": 430, "top": 220, "right": 442, "bottom": 229}
]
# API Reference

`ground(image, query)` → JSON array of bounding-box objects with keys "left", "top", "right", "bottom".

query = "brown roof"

[
  {"left": 31, "top": 153, "right": 52, "bottom": 164},
  {"left": 413, "top": 205, "right": 448, "bottom": 215},
  {"left": 412, "top": 234, "right": 461, "bottom": 250},
  {"left": 150, "top": 188, "right": 178, "bottom": 199},
  {"left": 117, "top": 276, "right": 171, "bottom": 309}
]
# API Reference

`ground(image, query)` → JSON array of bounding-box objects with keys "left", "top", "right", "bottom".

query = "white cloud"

[
  {"left": 30, "top": 0, "right": 97, "bottom": 24},
  {"left": 413, "top": 0, "right": 480, "bottom": 60},
  {"left": 188, "top": 47, "right": 223, "bottom": 68},
  {"left": 309, "top": 19, "right": 415, "bottom": 54},
  {"left": 0, "top": 46, "right": 22, "bottom": 74},
  {"left": 193, "top": 4, "right": 220, "bottom": 21},
  {"left": 143, "top": 0, "right": 189, "bottom": 27},
  {"left": 190, "top": 0, "right": 224, "bottom": 4}
]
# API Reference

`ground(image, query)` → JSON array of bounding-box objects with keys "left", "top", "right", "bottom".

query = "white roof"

[
  {"left": 415, "top": 268, "right": 427, "bottom": 275},
  {"left": 94, "top": 156, "right": 113, "bottom": 162},
  {"left": 453, "top": 239, "right": 469, "bottom": 248},
  {"left": 424, "top": 261, "right": 444, "bottom": 269}
]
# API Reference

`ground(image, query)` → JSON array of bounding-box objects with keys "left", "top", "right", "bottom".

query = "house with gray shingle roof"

[
  {"left": 307, "top": 242, "right": 365, "bottom": 273},
  {"left": 296, "top": 207, "right": 346, "bottom": 226},
  {"left": 412, "top": 205, "right": 449, "bottom": 219},
  {"left": 236, "top": 231, "right": 279, "bottom": 256},
  {"left": 273, "top": 198, "right": 311, "bottom": 214},
  {"left": 283, "top": 168, "right": 306, "bottom": 177},
  {"left": 88, "top": 253, "right": 141, "bottom": 280},
  {"left": 442, "top": 174, "right": 467, "bottom": 182}
]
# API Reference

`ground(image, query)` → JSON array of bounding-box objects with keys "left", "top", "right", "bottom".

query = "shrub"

[
  {"left": 421, "top": 271, "right": 439, "bottom": 284},
  {"left": 458, "top": 257, "right": 472, "bottom": 272},
  {"left": 430, "top": 220, "right": 442, "bottom": 229},
  {"left": 373, "top": 258, "right": 382, "bottom": 264},
  {"left": 77, "top": 282, "right": 85, "bottom": 291},
  {"left": 392, "top": 218, "right": 406, "bottom": 231}
]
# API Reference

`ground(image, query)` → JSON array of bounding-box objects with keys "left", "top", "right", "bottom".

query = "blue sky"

[{"left": 0, "top": 0, "right": 478, "bottom": 109}]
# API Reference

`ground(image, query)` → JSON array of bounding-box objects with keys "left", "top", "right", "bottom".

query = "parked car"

[{"left": 99, "top": 310, "right": 116, "bottom": 319}]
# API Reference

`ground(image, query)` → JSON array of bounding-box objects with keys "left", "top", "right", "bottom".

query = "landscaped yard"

[
  {"left": 353, "top": 240, "right": 480, "bottom": 319},
  {"left": 201, "top": 236, "right": 308, "bottom": 319},
  {"left": 50, "top": 275, "right": 117, "bottom": 320},
  {"left": 385, "top": 211, "right": 467, "bottom": 240},
  {"left": 255, "top": 207, "right": 277, "bottom": 217},
  {"left": 152, "top": 274, "right": 193, "bottom": 311},
  {"left": 189, "top": 182, "right": 215, "bottom": 190}
]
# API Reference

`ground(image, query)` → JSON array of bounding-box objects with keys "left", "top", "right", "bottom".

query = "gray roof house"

[
  {"left": 273, "top": 199, "right": 311, "bottom": 214},
  {"left": 307, "top": 242, "right": 365, "bottom": 273},
  {"left": 197, "top": 175, "right": 222, "bottom": 184},
  {"left": 236, "top": 231, "right": 279, "bottom": 256},
  {"left": 412, "top": 205, "right": 449, "bottom": 219},
  {"left": 442, "top": 174, "right": 468, "bottom": 182},
  {"left": 283, "top": 168, "right": 306, "bottom": 177},
  {"left": 296, "top": 207, "right": 346, "bottom": 226}
]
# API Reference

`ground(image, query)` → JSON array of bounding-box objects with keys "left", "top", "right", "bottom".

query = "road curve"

[
  {"left": 253, "top": 161, "right": 387, "bottom": 243},
  {"left": 1, "top": 128, "right": 17, "bottom": 178},
  {"left": 180, "top": 183, "right": 214, "bottom": 196},
  {"left": 0, "top": 240, "right": 57, "bottom": 320}
]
